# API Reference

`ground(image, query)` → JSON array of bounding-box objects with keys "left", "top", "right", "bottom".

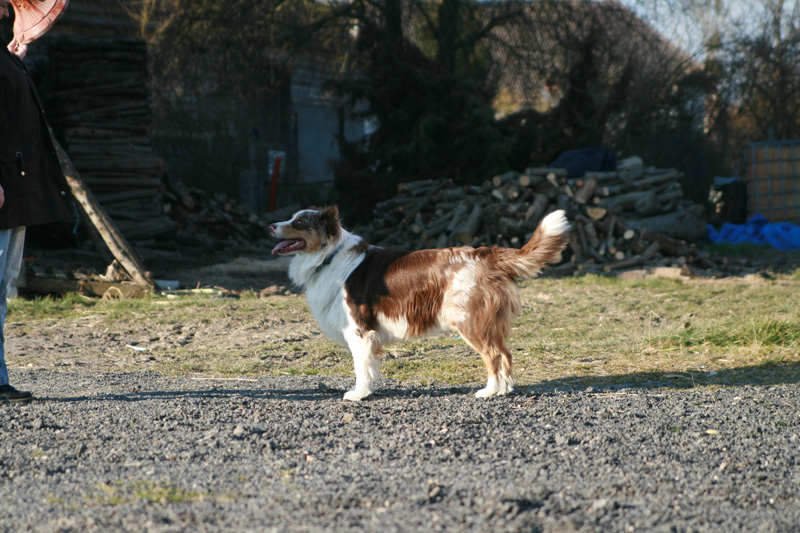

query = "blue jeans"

[{"left": 0, "top": 227, "right": 26, "bottom": 386}]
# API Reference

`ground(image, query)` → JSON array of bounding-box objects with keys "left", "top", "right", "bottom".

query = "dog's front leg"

[{"left": 342, "top": 328, "right": 383, "bottom": 401}]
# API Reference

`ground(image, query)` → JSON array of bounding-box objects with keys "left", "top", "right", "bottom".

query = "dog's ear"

[{"left": 319, "top": 205, "right": 341, "bottom": 240}]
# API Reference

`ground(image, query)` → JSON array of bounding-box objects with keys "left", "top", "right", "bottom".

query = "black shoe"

[{"left": 0, "top": 384, "right": 33, "bottom": 403}]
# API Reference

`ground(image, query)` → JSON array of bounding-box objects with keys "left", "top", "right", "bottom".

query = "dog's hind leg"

[
  {"left": 475, "top": 343, "right": 514, "bottom": 398},
  {"left": 454, "top": 311, "right": 515, "bottom": 398},
  {"left": 343, "top": 328, "right": 383, "bottom": 401}
]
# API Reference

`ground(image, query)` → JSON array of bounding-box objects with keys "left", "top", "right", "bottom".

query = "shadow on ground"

[
  {"left": 531, "top": 360, "right": 800, "bottom": 392},
  {"left": 34, "top": 361, "right": 800, "bottom": 406}
]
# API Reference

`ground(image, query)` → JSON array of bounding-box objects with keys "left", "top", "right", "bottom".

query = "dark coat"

[{"left": 0, "top": 47, "right": 72, "bottom": 230}]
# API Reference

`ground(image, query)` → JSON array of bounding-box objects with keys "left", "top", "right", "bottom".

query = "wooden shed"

[{"left": 743, "top": 141, "right": 800, "bottom": 223}]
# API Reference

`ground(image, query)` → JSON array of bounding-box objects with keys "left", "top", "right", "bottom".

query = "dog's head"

[{"left": 269, "top": 205, "right": 342, "bottom": 256}]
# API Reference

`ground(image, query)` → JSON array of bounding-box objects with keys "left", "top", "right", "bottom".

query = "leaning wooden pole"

[{"left": 52, "top": 135, "right": 155, "bottom": 291}]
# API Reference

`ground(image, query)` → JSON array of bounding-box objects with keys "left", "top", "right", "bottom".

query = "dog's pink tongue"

[
  {"left": 272, "top": 241, "right": 290, "bottom": 255},
  {"left": 271, "top": 239, "right": 302, "bottom": 255}
]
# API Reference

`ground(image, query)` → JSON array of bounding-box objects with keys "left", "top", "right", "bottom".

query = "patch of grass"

[
  {"left": 45, "top": 494, "right": 65, "bottom": 505},
  {"left": 85, "top": 482, "right": 126, "bottom": 506},
  {"left": 134, "top": 481, "right": 207, "bottom": 504},
  {"left": 83, "top": 481, "right": 217, "bottom": 506},
  {"left": 675, "top": 316, "right": 800, "bottom": 347},
  {"left": 8, "top": 293, "right": 98, "bottom": 320},
  {"left": 10, "top": 275, "right": 800, "bottom": 389}
]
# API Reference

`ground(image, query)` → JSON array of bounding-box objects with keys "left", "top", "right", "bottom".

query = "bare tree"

[{"left": 631, "top": 0, "right": 800, "bottom": 170}]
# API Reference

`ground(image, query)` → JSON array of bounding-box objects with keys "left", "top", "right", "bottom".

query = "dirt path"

[{"left": 1, "top": 370, "right": 798, "bottom": 532}]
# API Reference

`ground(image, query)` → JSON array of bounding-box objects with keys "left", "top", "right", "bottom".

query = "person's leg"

[{"left": 0, "top": 226, "right": 26, "bottom": 387}]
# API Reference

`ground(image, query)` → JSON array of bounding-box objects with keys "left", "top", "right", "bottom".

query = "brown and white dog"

[{"left": 269, "top": 205, "right": 570, "bottom": 401}]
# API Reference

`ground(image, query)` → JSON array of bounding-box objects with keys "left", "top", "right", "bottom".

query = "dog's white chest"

[
  {"left": 290, "top": 249, "right": 364, "bottom": 347},
  {"left": 305, "top": 283, "right": 350, "bottom": 345}
]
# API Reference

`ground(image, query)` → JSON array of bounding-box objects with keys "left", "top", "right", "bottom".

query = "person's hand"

[
  {"left": 0, "top": 184, "right": 5, "bottom": 209},
  {"left": 7, "top": 39, "right": 27, "bottom": 59}
]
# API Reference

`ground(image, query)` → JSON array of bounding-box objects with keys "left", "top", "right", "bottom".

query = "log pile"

[
  {"left": 44, "top": 36, "right": 179, "bottom": 246},
  {"left": 41, "top": 36, "right": 290, "bottom": 258},
  {"left": 361, "top": 158, "right": 736, "bottom": 276},
  {"left": 156, "top": 183, "right": 296, "bottom": 255}
]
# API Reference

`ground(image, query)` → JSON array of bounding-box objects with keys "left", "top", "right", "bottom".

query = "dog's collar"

[{"left": 313, "top": 242, "right": 344, "bottom": 276}]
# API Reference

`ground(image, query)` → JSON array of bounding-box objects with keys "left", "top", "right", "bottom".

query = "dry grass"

[{"left": 8, "top": 273, "right": 800, "bottom": 390}]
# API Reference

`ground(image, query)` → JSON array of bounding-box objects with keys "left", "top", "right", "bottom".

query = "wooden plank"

[{"left": 23, "top": 278, "right": 150, "bottom": 298}]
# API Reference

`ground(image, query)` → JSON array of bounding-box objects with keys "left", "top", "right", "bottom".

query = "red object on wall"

[{"left": 269, "top": 156, "right": 282, "bottom": 212}]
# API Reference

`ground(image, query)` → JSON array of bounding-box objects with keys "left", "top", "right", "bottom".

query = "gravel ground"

[{"left": 1, "top": 370, "right": 799, "bottom": 532}]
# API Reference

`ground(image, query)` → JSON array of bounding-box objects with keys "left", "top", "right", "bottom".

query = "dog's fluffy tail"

[{"left": 497, "top": 210, "right": 571, "bottom": 279}]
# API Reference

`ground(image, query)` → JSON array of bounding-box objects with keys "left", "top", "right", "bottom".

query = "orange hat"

[{"left": 11, "top": 0, "right": 69, "bottom": 44}]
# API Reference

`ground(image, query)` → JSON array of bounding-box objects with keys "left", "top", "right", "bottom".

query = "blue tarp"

[
  {"left": 706, "top": 215, "right": 800, "bottom": 251},
  {"left": 550, "top": 148, "right": 617, "bottom": 178}
]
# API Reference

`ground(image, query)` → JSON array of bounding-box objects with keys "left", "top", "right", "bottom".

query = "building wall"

[{"left": 282, "top": 59, "right": 367, "bottom": 207}]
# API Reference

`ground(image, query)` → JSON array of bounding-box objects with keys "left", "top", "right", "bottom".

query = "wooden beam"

[{"left": 52, "top": 134, "right": 155, "bottom": 291}]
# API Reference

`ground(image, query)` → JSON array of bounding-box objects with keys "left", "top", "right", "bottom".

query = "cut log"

[
  {"left": 94, "top": 189, "right": 159, "bottom": 204},
  {"left": 525, "top": 167, "right": 567, "bottom": 178},
  {"left": 446, "top": 201, "right": 469, "bottom": 232},
  {"left": 600, "top": 190, "right": 657, "bottom": 212},
  {"left": 634, "top": 193, "right": 661, "bottom": 217},
  {"left": 586, "top": 206, "right": 608, "bottom": 220},
  {"left": 604, "top": 255, "right": 645, "bottom": 272},
  {"left": 453, "top": 204, "right": 484, "bottom": 244},
  {"left": 492, "top": 171, "right": 518, "bottom": 187},
  {"left": 505, "top": 185, "right": 521, "bottom": 201},
  {"left": 630, "top": 169, "right": 681, "bottom": 189},
  {"left": 397, "top": 179, "right": 439, "bottom": 192},
  {"left": 583, "top": 221, "right": 601, "bottom": 249},
  {"left": 463, "top": 204, "right": 483, "bottom": 239},
  {"left": 518, "top": 174, "right": 545, "bottom": 188},
  {"left": 603, "top": 216, "right": 615, "bottom": 248},
  {"left": 624, "top": 206, "right": 706, "bottom": 240},
  {"left": 573, "top": 178, "right": 598, "bottom": 204},
  {"left": 523, "top": 194, "right": 549, "bottom": 229},
  {"left": 641, "top": 241, "right": 661, "bottom": 260},
  {"left": 424, "top": 212, "right": 452, "bottom": 237},
  {"left": 640, "top": 231, "right": 691, "bottom": 256},
  {"left": 81, "top": 177, "right": 164, "bottom": 188}
]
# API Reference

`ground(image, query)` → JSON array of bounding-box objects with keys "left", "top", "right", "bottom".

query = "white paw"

[
  {"left": 343, "top": 389, "right": 369, "bottom": 402},
  {"left": 499, "top": 382, "right": 514, "bottom": 395},
  {"left": 497, "top": 372, "right": 514, "bottom": 395},
  {"left": 475, "top": 387, "right": 497, "bottom": 399},
  {"left": 475, "top": 378, "right": 513, "bottom": 398}
]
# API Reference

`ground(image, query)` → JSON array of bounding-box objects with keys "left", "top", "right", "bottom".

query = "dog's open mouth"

[{"left": 272, "top": 239, "right": 306, "bottom": 255}]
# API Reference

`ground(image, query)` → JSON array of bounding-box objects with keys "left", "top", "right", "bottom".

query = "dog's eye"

[{"left": 292, "top": 218, "right": 314, "bottom": 232}]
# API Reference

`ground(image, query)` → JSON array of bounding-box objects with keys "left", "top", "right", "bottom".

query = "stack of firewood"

[
  {"left": 157, "top": 182, "right": 296, "bottom": 254},
  {"left": 44, "top": 36, "right": 179, "bottom": 245},
  {"left": 569, "top": 157, "right": 706, "bottom": 241},
  {"left": 361, "top": 158, "right": 729, "bottom": 275},
  {"left": 42, "top": 36, "right": 291, "bottom": 258}
]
